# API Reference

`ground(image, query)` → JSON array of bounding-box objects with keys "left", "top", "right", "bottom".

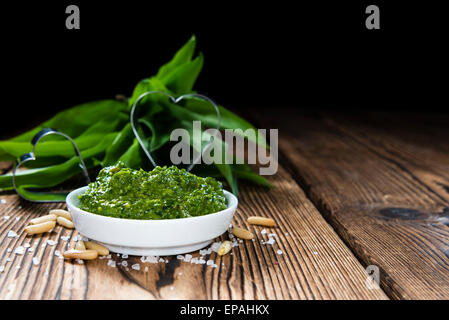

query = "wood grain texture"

[
  {"left": 0, "top": 162, "right": 387, "bottom": 300},
  {"left": 251, "top": 110, "right": 449, "bottom": 299}
]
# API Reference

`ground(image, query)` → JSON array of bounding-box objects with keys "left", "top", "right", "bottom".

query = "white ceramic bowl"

[{"left": 66, "top": 186, "right": 238, "bottom": 256}]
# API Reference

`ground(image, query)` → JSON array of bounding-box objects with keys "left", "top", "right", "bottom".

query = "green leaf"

[
  {"left": 159, "top": 53, "right": 204, "bottom": 95},
  {"left": 0, "top": 133, "right": 117, "bottom": 192},
  {"left": 156, "top": 35, "right": 197, "bottom": 79},
  {"left": 9, "top": 100, "right": 127, "bottom": 142}
]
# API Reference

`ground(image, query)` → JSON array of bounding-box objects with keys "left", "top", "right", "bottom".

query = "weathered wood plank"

[
  {"left": 0, "top": 163, "right": 387, "bottom": 300},
  {"left": 251, "top": 109, "right": 449, "bottom": 299}
]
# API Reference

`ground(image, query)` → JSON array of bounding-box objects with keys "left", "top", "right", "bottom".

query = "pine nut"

[
  {"left": 57, "top": 216, "right": 74, "bottom": 229},
  {"left": 29, "top": 214, "right": 57, "bottom": 225},
  {"left": 84, "top": 241, "right": 109, "bottom": 256},
  {"left": 49, "top": 209, "right": 72, "bottom": 221},
  {"left": 24, "top": 221, "right": 56, "bottom": 235},
  {"left": 232, "top": 227, "right": 254, "bottom": 240},
  {"left": 63, "top": 249, "right": 98, "bottom": 260},
  {"left": 218, "top": 240, "right": 232, "bottom": 256},
  {"left": 75, "top": 240, "right": 86, "bottom": 251},
  {"left": 247, "top": 216, "right": 276, "bottom": 227}
]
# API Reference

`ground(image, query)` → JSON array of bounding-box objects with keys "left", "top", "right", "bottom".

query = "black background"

[{"left": 1, "top": 1, "right": 447, "bottom": 136}]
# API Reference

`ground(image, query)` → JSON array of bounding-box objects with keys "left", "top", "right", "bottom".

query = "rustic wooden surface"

[
  {"left": 251, "top": 110, "right": 449, "bottom": 300},
  {"left": 0, "top": 161, "right": 386, "bottom": 299}
]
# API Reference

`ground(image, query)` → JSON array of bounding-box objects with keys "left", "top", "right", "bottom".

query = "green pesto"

[{"left": 78, "top": 162, "right": 227, "bottom": 220}]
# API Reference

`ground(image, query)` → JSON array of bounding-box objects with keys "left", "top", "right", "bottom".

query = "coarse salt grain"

[
  {"left": 198, "top": 258, "right": 206, "bottom": 264},
  {"left": 107, "top": 260, "right": 116, "bottom": 268},
  {"left": 211, "top": 242, "right": 222, "bottom": 252},
  {"left": 15, "top": 217, "right": 20, "bottom": 221},
  {"left": 106, "top": 254, "right": 111, "bottom": 259},
  {"left": 122, "top": 254, "right": 128, "bottom": 259},
  {"left": 261, "top": 229, "right": 267, "bottom": 235},
  {"left": 121, "top": 261, "right": 128, "bottom": 267},
  {"left": 132, "top": 264, "right": 140, "bottom": 271},
  {"left": 0, "top": 199, "right": 6, "bottom": 204},
  {"left": 266, "top": 238, "right": 276, "bottom": 245},
  {"left": 28, "top": 248, "right": 34, "bottom": 252},
  {"left": 144, "top": 266, "right": 148, "bottom": 272},
  {"left": 206, "top": 260, "right": 214, "bottom": 266},
  {"left": 184, "top": 254, "right": 192, "bottom": 262},
  {"left": 23, "top": 243, "right": 31, "bottom": 248},
  {"left": 75, "top": 259, "right": 84, "bottom": 264},
  {"left": 313, "top": 251, "right": 318, "bottom": 255},
  {"left": 7, "top": 230, "right": 18, "bottom": 238},
  {"left": 6, "top": 258, "right": 11, "bottom": 262},
  {"left": 54, "top": 250, "right": 61, "bottom": 257},
  {"left": 159, "top": 258, "right": 165, "bottom": 263},
  {"left": 176, "top": 255, "right": 184, "bottom": 260},
  {"left": 47, "top": 240, "right": 57, "bottom": 246},
  {"left": 60, "top": 236, "right": 70, "bottom": 241},
  {"left": 32, "top": 257, "right": 40, "bottom": 265},
  {"left": 4, "top": 215, "right": 10, "bottom": 220},
  {"left": 0, "top": 266, "right": 4, "bottom": 272},
  {"left": 269, "top": 233, "right": 276, "bottom": 237},
  {"left": 277, "top": 250, "right": 283, "bottom": 255},
  {"left": 14, "top": 246, "right": 25, "bottom": 255},
  {"left": 7, "top": 248, "right": 12, "bottom": 253}
]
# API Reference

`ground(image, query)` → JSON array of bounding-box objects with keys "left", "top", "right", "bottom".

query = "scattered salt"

[
  {"left": 210, "top": 242, "right": 222, "bottom": 252},
  {"left": 54, "top": 250, "right": 61, "bottom": 257},
  {"left": 0, "top": 266, "right": 4, "bottom": 272},
  {"left": 106, "top": 254, "right": 111, "bottom": 259},
  {"left": 178, "top": 272, "right": 182, "bottom": 276},
  {"left": 144, "top": 267, "right": 148, "bottom": 272},
  {"left": 28, "top": 248, "right": 34, "bottom": 252},
  {"left": 198, "top": 258, "right": 206, "bottom": 264},
  {"left": 131, "top": 264, "right": 140, "bottom": 271},
  {"left": 122, "top": 254, "right": 128, "bottom": 259},
  {"left": 32, "top": 257, "right": 40, "bottom": 265},
  {"left": 60, "top": 236, "right": 70, "bottom": 241},
  {"left": 269, "top": 233, "right": 276, "bottom": 237},
  {"left": 184, "top": 254, "right": 192, "bottom": 262},
  {"left": 0, "top": 199, "right": 6, "bottom": 204},
  {"left": 16, "top": 265, "right": 21, "bottom": 269},
  {"left": 4, "top": 215, "right": 10, "bottom": 221},
  {"left": 6, "top": 258, "right": 11, "bottom": 262},
  {"left": 239, "top": 240, "right": 243, "bottom": 244},
  {"left": 7, "top": 230, "right": 18, "bottom": 238},
  {"left": 232, "top": 241, "right": 239, "bottom": 247},
  {"left": 75, "top": 259, "right": 84, "bottom": 264},
  {"left": 107, "top": 260, "right": 116, "bottom": 268},
  {"left": 46, "top": 240, "right": 57, "bottom": 246},
  {"left": 206, "top": 260, "right": 214, "bottom": 266},
  {"left": 277, "top": 250, "right": 283, "bottom": 255},
  {"left": 14, "top": 246, "right": 25, "bottom": 255},
  {"left": 23, "top": 243, "right": 31, "bottom": 248},
  {"left": 191, "top": 258, "right": 198, "bottom": 264},
  {"left": 159, "top": 258, "right": 165, "bottom": 263},
  {"left": 170, "top": 286, "right": 174, "bottom": 291},
  {"left": 313, "top": 251, "right": 318, "bottom": 255},
  {"left": 176, "top": 255, "right": 184, "bottom": 260},
  {"left": 212, "top": 264, "right": 218, "bottom": 268},
  {"left": 15, "top": 217, "right": 20, "bottom": 221},
  {"left": 7, "top": 248, "right": 12, "bottom": 253},
  {"left": 266, "top": 238, "right": 276, "bottom": 245},
  {"left": 261, "top": 229, "right": 267, "bottom": 235},
  {"left": 121, "top": 261, "right": 128, "bottom": 267}
]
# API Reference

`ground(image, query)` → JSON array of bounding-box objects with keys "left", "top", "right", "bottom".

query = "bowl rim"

[{"left": 66, "top": 186, "right": 238, "bottom": 224}]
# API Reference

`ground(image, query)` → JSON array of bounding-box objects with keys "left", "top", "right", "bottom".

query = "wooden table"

[{"left": 1, "top": 110, "right": 448, "bottom": 300}]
